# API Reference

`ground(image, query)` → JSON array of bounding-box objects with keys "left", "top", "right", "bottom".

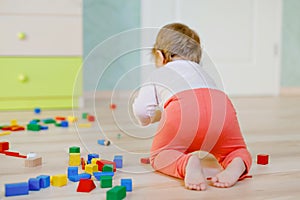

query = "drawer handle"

[
  {"left": 18, "top": 74, "right": 28, "bottom": 82},
  {"left": 17, "top": 32, "right": 26, "bottom": 40}
]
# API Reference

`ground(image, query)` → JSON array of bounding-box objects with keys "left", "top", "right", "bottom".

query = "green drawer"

[{"left": 0, "top": 57, "right": 82, "bottom": 110}]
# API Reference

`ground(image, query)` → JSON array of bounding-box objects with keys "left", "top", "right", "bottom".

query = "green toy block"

[
  {"left": 103, "top": 164, "right": 114, "bottom": 172},
  {"left": 69, "top": 146, "right": 80, "bottom": 153},
  {"left": 106, "top": 186, "right": 126, "bottom": 200},
  {"left": 55, "top": 122, "right": 61, "bottom": 127},
  {"left": 100, "top": 176, "right": 112, "bottom": 188},
  {"left": 82, "top": 113, "right": 88, "bottom": 119},
  {"left": 27, "top": 124, "right": 41, "bottom": 131},
  {"left": 43, "top": 119, "right": 56, "bottom": 124}
]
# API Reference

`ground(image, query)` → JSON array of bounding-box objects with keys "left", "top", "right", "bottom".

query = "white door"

[{"left": 141, "top": 0, "right": 282, "bottom": 96}]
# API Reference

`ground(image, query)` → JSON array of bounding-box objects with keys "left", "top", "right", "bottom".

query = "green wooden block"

[
  {"left": 43, "top": 119, "right": 56, "bottom": 124},
  {"left": 103, "top": 164, "right": 114, "bottom": 172},
  {"left": 69, "top": 146, "right": 80, "bottom": 153},
  {"left": 82, "top": 113, "right": 88, "bottom": 119},
  {"left": 27, "top": 124, "right": 41, "bottom": 131},
  {"left": 100, "top": 176, "right": 112, "bottom": 188},
  {"left": 106, "top": 186, "right": 126, "bottom": 200},
  {"left": 55, "top": 122, "right": 61, "bottom": 127}
]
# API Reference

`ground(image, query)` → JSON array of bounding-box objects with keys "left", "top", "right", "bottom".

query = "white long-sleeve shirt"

[{"left": 132, "top": 60, "right": 218, "bottom": 126}]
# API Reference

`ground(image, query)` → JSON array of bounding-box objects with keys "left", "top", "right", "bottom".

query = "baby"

[{"left": 132, "top": 23, "right": 252, "bottom": 191}]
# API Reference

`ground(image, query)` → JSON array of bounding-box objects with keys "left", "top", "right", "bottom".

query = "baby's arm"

[{"left": 132, "top": 84, "right": 159, "bottom": 126}]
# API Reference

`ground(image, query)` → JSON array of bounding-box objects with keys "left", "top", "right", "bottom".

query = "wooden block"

[
  {"left": 107, "top": 186, "right": 126, "bottom": 200},
  {"left": 257, "top": 154, "right": 269, "bottom": 165},
  {"left": 10, "top": 119, "right": 18, "bottom": 126},
  {"left": 96, "top": 160, "right": 116, "bottom": 172},
  {"left": 5, "top": 182, "right": 29, "bottom": 197},
  {"left": 25, "top": 157, "right": 42, "bottom": 167},
  {"left": 85, "top": 164, "right": 98, "bottom": 174},
  {"left": 52, "top": 174, "right": 67, "bottom": 187},
  {"left": 76, "top": 179, "right": 96, "bottom": 193},
  {"left": 4, "top": 151, "right": 20, "bottom": 157},
  {"left": 11, "top": 126, "right": 25, "bottom": 131},
  {"left": 0, "top": 141, "right": 9, "bottom": 152},
  {"left": 78, "top": 123, "right": 92, "bottom": 128},
  {"left": 55, "top": 116, "right": 66, "bottom": 121},
  {"left": 67, "top": 116, "right": 78, "bottom": 123},
  {"left": 0, "top": 131, "right": 12, "bottom": 137},
  {"left": 140, "top": 157, "right": 150, "bottom": 164},
  {"left": 109, "top": 103, "right": 117, "bottom": 110},
  {"left": 69, "top": 153, "right": 81, "bottom": 166},
  {"left": 87, "top": 115, "right": 95, "bottom": 122}
]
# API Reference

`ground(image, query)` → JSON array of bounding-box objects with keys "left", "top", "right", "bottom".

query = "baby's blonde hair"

[{"left": 152, "top": 23, "right": 201, "bottom": 64}]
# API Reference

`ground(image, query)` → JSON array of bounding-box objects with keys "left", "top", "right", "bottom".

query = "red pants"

[{"left": 150, "top": 88, "right": 252, "bottom": 180}]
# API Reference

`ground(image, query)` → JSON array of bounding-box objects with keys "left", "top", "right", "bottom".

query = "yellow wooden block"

[
  {"left": 69, "top": 153, "right": 81, "bottom": 166},
  {"left": 78, "top": 123, "right": 92, "bottom": 128},
  {"left": 10, "top": 119, "right": 18, "bottom": 126},
  {"left": 0, "top": 131, "right": 11, "bottom": 136},
  {"left": 52, "top": 174, "right": 67, "bottom": 187},
  {"left": 91, "top": 158, "right": 101, "bottom": 165},
  {"left": 67, "top": 116, "right": 78, "bottom": 123},
  {"left": 85, "top": 164, "right": 98, "bottom": 174}
]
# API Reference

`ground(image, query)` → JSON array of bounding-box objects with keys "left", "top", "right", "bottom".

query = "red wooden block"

[
  {"left": 1, "top": 126, "right": 12, "bottom": 131},
  {"left": 4, "top": 151, "right": 20, "bottom": 157},
  {"left": 96, "top": 160, "right": 116, "bottom": 172},
  {"left": 76, "top": 179, "right": 96, "bottom": 192},
  {"left": 110, "top": 103, "right": 117, "bottom": 110},
  {"left": 55, "top": 116, "right": 66, "bottom": 121},
  {"left": 0, "top": 142, "right": 9, "bottom": 152},
  {"left": 140, "top": 157, "right": 150, "bottom": 164},
  {"left": 257, "top": 154, "right": 269, "bottom": 165},
  {"left": 17, "top": 155, "right": 27, "bottom": 159},
  {"left": 81, "top": 157, "right": 86, "bottom": 170},
  {"left": 87, "top": 115, "right": 95, "bottom": 122},
  {"left": 11, "top": 126, "right": 25, "bottom": 131}
]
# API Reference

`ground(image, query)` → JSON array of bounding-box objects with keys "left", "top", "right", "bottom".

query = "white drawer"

[
  {"left": 0, "top": 0, "right": 82, "bottom": 15},
  {"left": 0, "top": 15, "right": 82, "bottom": 56}
]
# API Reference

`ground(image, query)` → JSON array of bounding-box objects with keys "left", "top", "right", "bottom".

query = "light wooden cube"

[{"left": 25, "top": 156, "right": 42, "bottom": 167}]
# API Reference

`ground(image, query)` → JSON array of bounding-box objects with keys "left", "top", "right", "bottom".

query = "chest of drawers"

[{"left": 0, "top": 0, "right": 82, "bottom": 110}]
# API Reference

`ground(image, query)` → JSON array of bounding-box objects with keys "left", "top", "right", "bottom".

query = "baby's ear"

[{"left": 155, "top": 50, "right": 165, "bottom": 67}]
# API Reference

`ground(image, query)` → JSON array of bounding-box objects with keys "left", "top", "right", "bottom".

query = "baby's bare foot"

[
  {"left": 211, "top": 157, "right": 246, "bottom": 188},
  {"left": 184, "top": 155, "right": 207, "bottom": 191}
]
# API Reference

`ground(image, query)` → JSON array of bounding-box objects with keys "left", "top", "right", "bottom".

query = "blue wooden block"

[
  {"left": 87, "top": 153, "right": 99, "bottom": 163},
  {"left": 36, "top": 175, "right": 50, "bottom": 188},
  {"left": 69, "top": 173, "right": 91, "bottom": 182},
  {"left": 28, "top": 178, "right": 40, "bottom": 191},
  {"left": 68, "top": 166, "right": 78, "bottom": 179},
  {"left": 40, "top": 126, "right": 48, "bottom": 130},
  {"left": 113, "top": 155, "right": 123, "bottom": 168},
  {"left": 61, "top": 121, "right": 69, "bottom": 127},
  {"left": 93, "top": 171, "right": 114, "bottom": 181},
  {"left": 69, "top": 176, "right": 80, "bottom": 182},
  {"left": 5, "top": 182, "right": 29, "bottom": 197},
  {"left": 29, "top": 119, "right": 39, "bottom": 124},
  {"left": 79, "top": 173, "right": 91, "bottom": 179},
  {"left": 121, "top": 178, "right": 132, "bottom": 192},
  {"left": 34, "top": 108, "right": 41, "bottom": 114}
]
